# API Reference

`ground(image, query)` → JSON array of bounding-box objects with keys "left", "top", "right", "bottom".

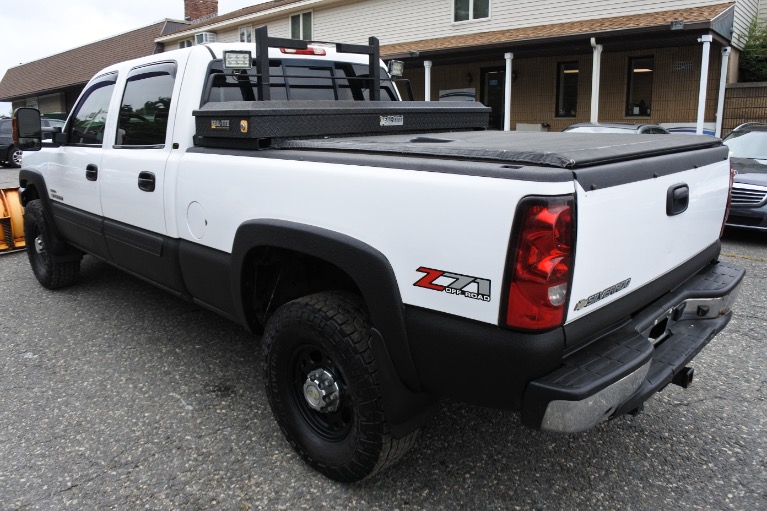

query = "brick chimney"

[{"left": 184, "top": 0, "right": 218, "bottom": 22}]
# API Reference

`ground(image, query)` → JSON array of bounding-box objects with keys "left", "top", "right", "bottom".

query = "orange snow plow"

[{"left": 0, "top": 187, "right": 25, "bottom": 253}]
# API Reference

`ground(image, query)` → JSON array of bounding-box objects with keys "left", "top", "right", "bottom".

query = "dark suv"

[
  {"left": 722, "top": 122, "right": 767, "bottom": 231},
  {"left": 0, "top": 117, "right": 22, "bottom": 168}
]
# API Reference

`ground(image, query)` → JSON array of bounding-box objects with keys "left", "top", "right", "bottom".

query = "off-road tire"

[
  {"left": 263, "top": 291, "right": 418, "bottom": 482},
  {"left": 24, "top": 200, "right": 80, "bottom": 289}
]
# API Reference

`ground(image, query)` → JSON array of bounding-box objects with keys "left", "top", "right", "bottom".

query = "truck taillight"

[
  {"left": 503, "top": 196, "right": 575, "bottom": 331},
  {"left": 720, "top": 164, "right": 735, "bottom": 238}
]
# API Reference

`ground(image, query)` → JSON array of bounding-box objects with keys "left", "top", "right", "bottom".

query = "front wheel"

[
  {"left": 24, "top": 200, "right": 80, "bottom": 289},
  {"left": 8, "top": 146, "right": 22, "bottom": 168},
  {"left": 263, "top": 291, "right": 417, "bottom": 482}
]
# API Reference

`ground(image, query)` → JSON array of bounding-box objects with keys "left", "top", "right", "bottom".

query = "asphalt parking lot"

[{"left": 1, "top": 167, "right": 765, "bottom": 510}]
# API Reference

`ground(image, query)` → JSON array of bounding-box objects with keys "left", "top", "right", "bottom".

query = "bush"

[{"left": 739, "top": 20, "right": 767, "bottom": 82}]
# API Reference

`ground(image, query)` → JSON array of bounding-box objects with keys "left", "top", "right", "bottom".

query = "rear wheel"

[
  {"left": 263, "top": 291, "right": 417, "bottom": 482},
  {"left": 24, "top": 200, "right": 80, "bottom": 289}
]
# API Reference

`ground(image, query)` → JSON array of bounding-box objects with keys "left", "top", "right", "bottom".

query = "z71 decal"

[{"left": 414, "top": 267, "right": 491, "bottom": 302}]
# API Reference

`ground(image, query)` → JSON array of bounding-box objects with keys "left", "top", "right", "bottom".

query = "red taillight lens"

[
  {"left": 720, "top": 164, "right": 735, "bottom": 238},
  {"left": 504, "top": 196, "right": 574, "bottom": 331}
]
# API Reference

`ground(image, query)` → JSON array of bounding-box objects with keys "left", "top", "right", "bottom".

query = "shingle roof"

[
  {"left": 0, "top": 20, "right": 185, "bottom": 101},
  {"left": 380, "top": 3, "right": 734, "bottom": 56}
]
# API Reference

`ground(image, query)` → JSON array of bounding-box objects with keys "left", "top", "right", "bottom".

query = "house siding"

[
  {"left": 309, "top": 0, "right": 742, "bottom": 47},
  {"left": 759, "top": 0, "right": 767, "bottom": 22},
  {"left": 733, "top": 0, "right": 759, "bottom": 46}
]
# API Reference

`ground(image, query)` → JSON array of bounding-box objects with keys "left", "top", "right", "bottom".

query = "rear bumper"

[{"left": 521, "top": 260, "right": 745, "bottom": 433}]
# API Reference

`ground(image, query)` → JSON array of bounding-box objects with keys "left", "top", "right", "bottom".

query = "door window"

[
  {"left": 115, "top": 62, "right": 176, "bottom": 148},
  {"left": 68, "top": 73, "right": 117, "bottom": 146}
]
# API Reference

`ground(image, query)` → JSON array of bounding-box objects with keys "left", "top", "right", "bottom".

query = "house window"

[
  {"left": 195, "top": 32, "right": 217, "bottom": 44},
  {"left": 626, "top": 56, "right": 654, "bottom": 116},
  {"left": 454, "top": 0, "right": 490, "bottom": 22},
  {"left": 556, "top": 62, "right": 579, "bottom": 117},
  {"left": 178, "top": 39, "right": 193, "bottom": 49},
  {"left": 290, "top": 12, "right": 312, "bottom": 40},
  {"left": 239, "top": 25, "right": 252, "bottom": 43}
]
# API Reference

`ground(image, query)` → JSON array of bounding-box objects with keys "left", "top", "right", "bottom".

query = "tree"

[{"left": 739, "top": 20, "right": 767, "bottom": 82}]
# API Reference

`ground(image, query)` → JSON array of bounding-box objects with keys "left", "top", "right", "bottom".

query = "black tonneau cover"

[{"left": 274, "top": 131, "right": 725, "bottom": 169}]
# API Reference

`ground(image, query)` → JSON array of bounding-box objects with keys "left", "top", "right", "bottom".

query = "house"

[{"left": 158, "top": 0, "right": 767, "bottom": 136}]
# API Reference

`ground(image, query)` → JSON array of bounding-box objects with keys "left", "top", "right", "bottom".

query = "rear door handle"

[
  {"left": 85, "top": 164, "right": 98, "bottom": 181},
  {"left": 138, "top": 172, "right": 156, "bottom": 192}
]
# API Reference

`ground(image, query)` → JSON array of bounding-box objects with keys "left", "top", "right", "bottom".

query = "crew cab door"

[
  {"left": 99, "top": 61, "right": 185, "bottom": 290},
  {"left": 45, "top": 72, "right": 117, "bottom": 258}
]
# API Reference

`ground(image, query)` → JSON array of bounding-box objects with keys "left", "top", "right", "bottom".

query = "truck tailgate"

[{"left": 566, "top": 145, "right": 731, "bottom": 326}]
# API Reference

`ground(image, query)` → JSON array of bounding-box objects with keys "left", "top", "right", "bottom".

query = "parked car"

[
  {"left": 41, "top": 117, "right": 65, "bottom": 141},
  {"left": 564, "top": 122, "right": 670, "bottom": 134},
  {"left": 722, "top": 122, "right": 767, "bottom": 231},
  {"left": 0, "top": 117, "right": 23, "bottom": 168}
]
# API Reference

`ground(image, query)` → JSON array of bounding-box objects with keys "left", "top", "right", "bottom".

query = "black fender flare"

[{"left": 18, "top": 168, "right": 82, "bottom": 261}]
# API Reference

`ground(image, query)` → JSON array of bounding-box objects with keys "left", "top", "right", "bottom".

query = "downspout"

[
  {"left": 424, "top": 60, "right": 432, "bottom": 101},
  {"left": 696, "top": 35, "right": 713, "bottom": 135},
  {"left": 504, "top": 52, "right": 513, "bottom": 131},
  {"left": 715, "top": 47, "right": 732, "bottom": 138},
  {"left": 590, "top": 38, "right": 603, "bottom": 124}
]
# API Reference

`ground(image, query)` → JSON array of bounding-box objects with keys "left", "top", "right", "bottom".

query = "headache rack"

[{"left": 193, "top": 27, "right": 490, "bottom": 150}]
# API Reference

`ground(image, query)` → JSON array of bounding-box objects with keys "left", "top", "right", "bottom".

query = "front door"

[
  {"left": 45, "top": 72, "right": 118, "bottom": 258},
  {"left": 481, "top": 68, "right": 505, "bottom": 130}
]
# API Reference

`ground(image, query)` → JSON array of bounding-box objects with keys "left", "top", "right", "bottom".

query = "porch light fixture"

[
  {"left": 633, "top": 68, "right": 653, "bottom": 73},
  {"left": 223, "top": 50, "right": 253, "bottom": 70},
  {"left": 670, "top": 20, "right": 684, "bottom": 30}
]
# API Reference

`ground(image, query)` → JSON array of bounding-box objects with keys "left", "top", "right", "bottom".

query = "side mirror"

[{"left": 13, "top": 107, "right": 43, "bottom": 152}]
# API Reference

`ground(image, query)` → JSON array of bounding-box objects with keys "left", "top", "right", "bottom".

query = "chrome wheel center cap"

[{"left": 303, "top": 368, "right": 340, "bottom": 413}]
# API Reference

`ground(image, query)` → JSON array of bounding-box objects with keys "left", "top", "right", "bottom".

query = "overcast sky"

[{"left": 0, "top": 0, "right": 269, "bottom": 115}]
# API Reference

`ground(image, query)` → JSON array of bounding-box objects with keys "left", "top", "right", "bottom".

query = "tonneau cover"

[{"left": 274, "top": 131, "right": 723, "bottom": 169}]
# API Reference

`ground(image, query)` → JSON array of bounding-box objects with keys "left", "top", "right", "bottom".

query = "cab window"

[
  {"left": 68, "top": 73, "right": 117, "bottom": 146},
  {"left": 115, "top": 62, "right": 176, "bottom": 148}
]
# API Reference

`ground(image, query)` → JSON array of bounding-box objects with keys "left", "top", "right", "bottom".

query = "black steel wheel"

[
  {"left": 24, "top": 199, "right": 80, "bottom": 289},
  {"left": 263, "top": 291, "right": 417, "bottom": 482}
]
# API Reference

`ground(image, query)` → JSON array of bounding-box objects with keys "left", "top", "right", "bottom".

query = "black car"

[
  {"left": 722, "top": 122, "right": 767, "bottom": 231},
  {"left": 564, "top": 122, "right": 670, "bottom": 134},
  {"left": 0, "top": 117, "right": 22, "bottom": 168}
]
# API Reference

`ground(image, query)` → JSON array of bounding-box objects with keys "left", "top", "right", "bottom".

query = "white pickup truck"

[{"left": 13, "top": 29, "right": 744, "bottom": 482}]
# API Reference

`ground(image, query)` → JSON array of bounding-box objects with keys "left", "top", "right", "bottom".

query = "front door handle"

[
  {"left": 138, "top": 171, "right": 156, "bottom": 192},
  {"left": 85, "top": 164, "right": 98, "bottom": 181}
]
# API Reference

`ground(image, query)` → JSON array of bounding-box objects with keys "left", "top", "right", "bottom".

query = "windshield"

[{"left": 723, "top": 130, "right": 767, "bottom": 160}]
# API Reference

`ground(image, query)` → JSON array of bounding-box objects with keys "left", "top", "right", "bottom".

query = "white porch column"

[
  {"left": 424, "top": 60, "right": 432, "bottom": 101},
  {"left": 696, "top": 35, "right": 713, "bottom": 135},
  {"left": 504, "top": 52, "right": 513, "bottom": 131},
  {"left": 590, "top": 38, "right": 603, "bottom": 124},
  {"left": 715, "top": 46, "right": 732, "bottom": 138}
]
